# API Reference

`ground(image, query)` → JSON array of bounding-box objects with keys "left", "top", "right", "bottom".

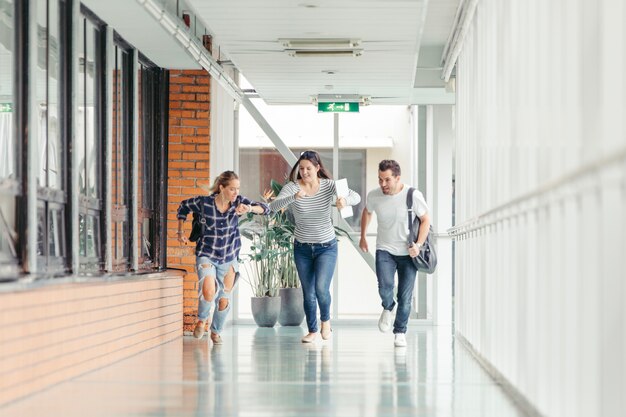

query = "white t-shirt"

[{"left": 365, "top": 184, "right": 429, "bottom": 256}]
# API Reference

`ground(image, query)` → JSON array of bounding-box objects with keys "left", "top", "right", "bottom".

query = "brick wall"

[
  {"left": 0, "top": 273, "right": 184, "bottom": 406},
  {"left": 167, "top": 69, "right": 211, "bottom": 332}
]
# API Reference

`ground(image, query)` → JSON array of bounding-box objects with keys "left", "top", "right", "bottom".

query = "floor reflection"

[{"left": 1, "top": 325, "right": 529, "bottom": 417}]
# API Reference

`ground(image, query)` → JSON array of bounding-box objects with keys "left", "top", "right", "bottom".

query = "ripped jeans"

[{"left": 196, "top": 256, "right": 239, "bottom": 334}]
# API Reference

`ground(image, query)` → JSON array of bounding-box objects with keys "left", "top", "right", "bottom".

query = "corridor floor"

[{"left": 1, "top": 324, "right": 528, "bottom": 417}]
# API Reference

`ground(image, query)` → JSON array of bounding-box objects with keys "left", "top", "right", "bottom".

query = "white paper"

[{"left": 334, "top": 178, "right": 353, "bottom": 218}]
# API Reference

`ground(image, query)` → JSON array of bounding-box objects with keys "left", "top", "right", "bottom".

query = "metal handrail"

[{"left": 448, "top": 146, "right": 626, "bottom": 238}]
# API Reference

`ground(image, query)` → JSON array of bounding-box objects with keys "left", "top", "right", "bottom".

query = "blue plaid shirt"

[{"left": 177, "top": 194, "right": 269, "bottom": 264}]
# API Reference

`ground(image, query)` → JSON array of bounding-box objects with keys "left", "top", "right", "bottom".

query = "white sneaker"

[
  {"left": 394, "top": 333, "right": 407, "bottom": 347},
  {"left": 378, "top": 308, "right": 395, "bottom": 333}
]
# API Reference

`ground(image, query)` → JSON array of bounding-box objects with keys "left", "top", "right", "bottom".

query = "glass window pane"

[
  {"left": 37, "top": 206, "right": 45, "bottom": 256},
  {"left": 85, "top": 21, "right": 98, "bottom": 198},
  {"left": 77, "top": 18, "right": 86, "bottom": 194},
  {"left": 48, "top": 208, "right": 64, "bottom": 257},
  {"left": 86, "top": 214, "right": 98, "bottom": 258},
  {"left": 112, "top": 47, "right": 124, "bottom": 205},
  {"left": 0, "top": 197, "right": 17, "bottom": 261},
  {"left": 0, "top": 0, "right": 15, "bottom": 181},
  {"left": 141, "top": 218, "right": 151, "bottom": 262},
  {"left": 79, "top": 213, "right": 86, "bottom": 256},
  {"left": 36, "top": 0, "right": 47, "bottom": 188},
  {"left": 47, "top": 0, "right": 62, "bottom": 190}
]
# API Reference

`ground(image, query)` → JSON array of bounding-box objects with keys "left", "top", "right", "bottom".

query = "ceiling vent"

[{"left": 279, "top": 38, "right": 363, "bottom": 57}]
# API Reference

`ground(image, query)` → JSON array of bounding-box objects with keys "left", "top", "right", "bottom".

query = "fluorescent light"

[
  {"left": 279, "top": 38, "right": 361, "bottom": 49},
  {"left": 287, "top": 49, "right": 362, "bottom": 57},
  {"left": 279, "top": 38, "right": 363, "bottom": 58}
]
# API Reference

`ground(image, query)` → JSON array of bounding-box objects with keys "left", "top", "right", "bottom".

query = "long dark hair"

[
  {"left": 210, "top": 170, "right": 239, "bottom": 193},
  {"left": 288, "top": 150, "right": 332, "bottom": 182}
]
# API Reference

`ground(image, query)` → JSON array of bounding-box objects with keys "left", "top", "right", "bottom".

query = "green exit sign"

[
  {"left": 0, "top": 103, "right": 12, "bottom": 113},
  {"left": 318, "top": 102, "right": 359, "bottom": 113}
]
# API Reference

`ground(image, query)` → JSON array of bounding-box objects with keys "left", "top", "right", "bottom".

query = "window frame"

[
  {"left": 0, "top": 0, "right": 21, "bottom": 279},
  {"left": 77, "top": 9, "right": 106, "bottom": 272}
]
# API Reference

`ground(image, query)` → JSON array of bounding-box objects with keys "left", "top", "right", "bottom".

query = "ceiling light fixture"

[
  {"left": 279, "top": 38, "right": 363, "bottom": 57},
  {"left": 312, "top": 94, "right": 372, "bottom": 106}
]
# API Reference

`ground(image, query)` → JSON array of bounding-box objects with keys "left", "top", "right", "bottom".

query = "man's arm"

[
  {"left": 359, "top": 208, "right": 373, "bottom": 252},
  {"left": 415, "top": 213, "right": 430, "bottom": 246},
  {"left": 408, "top": 212, "right": 431, "bottom": 258}
]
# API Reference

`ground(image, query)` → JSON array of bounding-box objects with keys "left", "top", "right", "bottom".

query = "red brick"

[
  {"left": 182, "top": 152, "right": 207, "bottom": 161},
  {"left": 183, "top": 69, "right": 209, "bottom": 77},
  {"left": 181, "top": 118, "right": 208, "bottom": 127},
  {"left": 170, "top": 93, "right": 196, "bottom": 101},
  {"left": 170, "top": 76, "right": 195, "bottom": 84},
  {"left": 181, "top": 170, "right": 209, "bottom": 178},
  {"left": 182, "top": 102, "right": 209, "bottom": 110},
  {"left": 170, "top": 127, "right": 195, "bottom": 135},
  {"left": 169, "top": 161, "right": 195, "bottom": 169},
  {"left": 168, "top": 144, "right": 186, "bottom": 152},
  {"left": 169, "top": 179, "right": 196, "bottom": 187},
  {"left": 182, "top": 85, "right": 209, "bottom": 93}
]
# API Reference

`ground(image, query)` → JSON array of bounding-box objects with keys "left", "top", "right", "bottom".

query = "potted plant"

[
  {"left": 240, "top": 214, "right": 283, "bottom": 327},
  {"left": 266, "top": 180, "right": 306, "bottom": 327}
]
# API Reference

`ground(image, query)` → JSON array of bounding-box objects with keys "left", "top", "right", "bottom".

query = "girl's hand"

[
  {"left": 177, "top": 232, "right": 188, "bottom": 245},
  {"left": 336, "top": 197, "right": 346, "bottom": 210},
  {"left": 235, "top": 203, "right": 252, "bottom": 215},
  {"left": 295, "top": 189, "right": 307, "bottom": 199}
]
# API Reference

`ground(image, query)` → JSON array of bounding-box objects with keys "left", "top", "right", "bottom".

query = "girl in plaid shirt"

[{"left": 177, "top": 171, "right": 269, "bottom": 344}]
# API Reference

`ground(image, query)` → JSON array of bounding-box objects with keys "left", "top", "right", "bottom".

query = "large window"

[
  {"left": 35, "top": 0, "right": 66, "bottom": 273},
  {"left": 137, "top": 63, "right": 161, "bottom": 269},
  {"left": 0, "top": 0, "right": 19, "bottom": 277},
  {"left": 1, "top": 2, "right": 168, "bottom": 280},
  {"left": 111, "top": 43, "right": 132, "bottom": 271},
  {"left": 77, "top": 12, "right": 104, "bottom": 272}
]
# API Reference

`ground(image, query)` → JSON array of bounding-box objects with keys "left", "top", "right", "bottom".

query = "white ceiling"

[
  {"left": 187, "top": 0, "right": 459, "bottom": 105},
  {"left": 81, "top": 0, "right": 200, "bottom": 69}
]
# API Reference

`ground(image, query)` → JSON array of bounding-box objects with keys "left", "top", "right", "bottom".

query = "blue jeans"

[
  {"left": 375, "top": 250, "right": 418, "bottom": 334},
  {"left": 293, "top": 238, "right": 338, "bottom": 333},
  {"left": 196, "top": 257, "right": 239, "bottom": 334}
]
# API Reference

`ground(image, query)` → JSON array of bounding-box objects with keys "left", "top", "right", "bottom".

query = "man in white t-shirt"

[{"left": 359, "top": 160, "right": 431, "bottom": 348}]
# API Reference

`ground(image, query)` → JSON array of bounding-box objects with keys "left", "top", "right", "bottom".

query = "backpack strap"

[{"left": 406, "top": 187, "right": 415, "bottom": 245}]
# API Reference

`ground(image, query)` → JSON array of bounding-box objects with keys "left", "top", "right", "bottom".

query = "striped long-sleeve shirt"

[
  {"left": 177, "top": 194, "right": 269, "bottom": 264},
  {"left": 269, "top": 179, "right": 360, "bottom": 244}
]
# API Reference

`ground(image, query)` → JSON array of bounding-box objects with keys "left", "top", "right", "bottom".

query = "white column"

[{"left": 431, "top": 105, "right": 453, "bottom": 327}]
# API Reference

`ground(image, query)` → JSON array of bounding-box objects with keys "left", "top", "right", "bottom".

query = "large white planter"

[
  {"left": 278, "top": 287, "right": 305, "bottom": 326},
  {"left": 250, "top": 296, "right": 281, "bottom": 327}
]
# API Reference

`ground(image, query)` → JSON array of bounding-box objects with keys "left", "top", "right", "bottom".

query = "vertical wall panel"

[{"left": 454, "top": 0, "right": 626, "bottom": 416}]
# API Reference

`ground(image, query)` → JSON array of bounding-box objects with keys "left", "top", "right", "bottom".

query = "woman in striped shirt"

[{"left": 270, "top": 151, "right": 360, "bottom": 343}]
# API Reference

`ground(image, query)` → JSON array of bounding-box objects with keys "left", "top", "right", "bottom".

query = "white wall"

[
  {"left": 454, "top": 1, "right": 625, "bottom": 416},
  {"left": 209, "top": 66, "right": 237, "bottom": 181}
]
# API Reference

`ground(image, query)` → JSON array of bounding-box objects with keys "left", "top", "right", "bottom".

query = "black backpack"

[
  {"left": 188, "top": 200, "right": 205, "bottom": 242},
  {"left": 406, "top": 187, "right": 437, "bottom": 274}
]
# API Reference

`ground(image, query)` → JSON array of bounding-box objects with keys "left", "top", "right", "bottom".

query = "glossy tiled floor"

[{"left": 1, "top": 324, "right": 528, "bottom": 417}]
